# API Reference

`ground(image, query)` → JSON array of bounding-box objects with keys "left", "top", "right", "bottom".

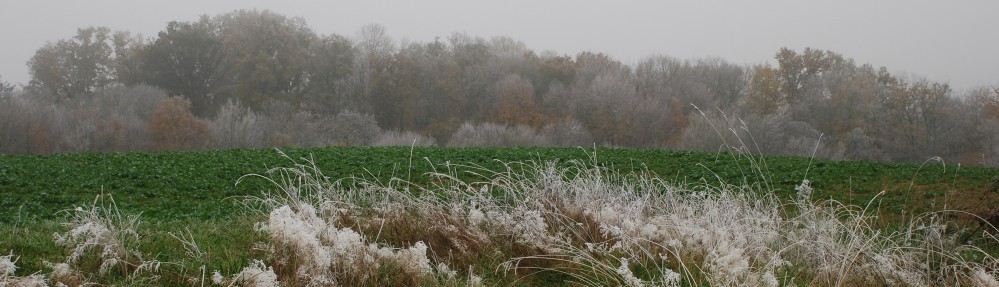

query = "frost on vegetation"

[
  {"left": 1, "top": 274, "right": 48, "bottom": 287},
  {"left": 862, "top": 253, "right": 920, "bottom": 286},
  {"left": 466, "top": 205, "right": 485, "bottom": 228},
  {"left": 211, "top": 270, "right": 225, "bottom": 285},
  {"left": 233, "top": 260, "right": 279, "bottom": 287},
  {"left": 260, "top": 201, "right": 435, "bottom": 284},
  {"left": 45, "top": 262, "right": 82, "bottom": 287},
  {"left": 760, "top": 271, "right": 779, "bottom": 287},
  {"left": 658, "top": 267, "right": 682, "bottom": 287},
  {"left": 1, "top": 154, "right": 990, "bottom": 286},
  {"left": 434, "top": 262, "right": 457, "bottom": 280},
  {"left": 972, "top": 268, "right": 999, "bottom": 287},
  {"left": 507, "top": 160, "right": 995, "bottom": 285},
  {"left": 5, "top": 195, "right": 166, "bottom": 286},
  {"left": 0, "top": 253, "right": 16, "bottom": 277},
  {"left": 5, "top": 154, "right": 994, "bottom": 286},
  {"left": 795, "top": 178, "right": 813, "bottom": 199},
  {"left": 267, "top": 205, "right": 330, "bottom": 269},
  {"left": 379, "top": 242, "right": 433, "bottom": 279},
  {"left": 487, "top": 207, "right": 564, "bottom": 253},
  {"left": 50, "top": 195, "right": 154, "bottom": 277},
  {"left": 703, "top": 241, "right": 751, "bottom": 285},
  {"left": 615, "top": 258, "right": 645, "bottom": 287},
  {"left": 0, "top": 255, "right": 48, "bottom": 287},
  {"left": 237, "top": 155, "right": 999, "bottom": 286}
]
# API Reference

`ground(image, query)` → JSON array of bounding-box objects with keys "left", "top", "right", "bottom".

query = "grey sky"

[{"left": 2, "top": 0, "right": 996, "bottom": 91}]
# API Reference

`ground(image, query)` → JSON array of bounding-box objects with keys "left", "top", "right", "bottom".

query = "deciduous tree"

[
  {"left": 303, "top": 34, "right": 356, "bottom": 114},
  {"left": 352, "top": 23, "right": 396, "bottom": 114},
  {"left": 0, "top": 76, "right": 14, "bottom": 99},
  {"left": 774, "top": 47, "right": 835, "bottom": 107},
  {"left": 745, "top": 65, "right": 782, "bottom": 115},
  {"left": 140, "top": 18, "right": 227, "bottom": 117},
  {"left": 492, "top": 74, "right": 543, "bottom": 128},
  {"left": 28, "top": 27, "right": 118, "bottom": 100},
  {"left": 215, "top": 10, "right": 317, "bottom": 110},
  {"left": 982, "top": 86, "right": 999, "bottom": 121}
]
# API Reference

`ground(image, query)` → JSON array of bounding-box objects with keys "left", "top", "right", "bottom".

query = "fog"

[{"left": 1, "top": 0, "right": 997, "bottom": 90}]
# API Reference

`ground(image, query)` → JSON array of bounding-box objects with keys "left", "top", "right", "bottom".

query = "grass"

[{"left": 1, "top": 147, "right": 998, "bottom": 286}]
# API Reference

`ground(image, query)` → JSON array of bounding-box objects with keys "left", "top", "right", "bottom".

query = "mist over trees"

[{"left": 1, "top": 10, "right": 998, "bottom": 166}]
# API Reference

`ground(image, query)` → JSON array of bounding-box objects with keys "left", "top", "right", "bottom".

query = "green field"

[
  {"left": 2, "top": 147, "right": 998, "bottom": 286},
  {"left": 2, "top": 147, "right": 996, "bottom": 222}
]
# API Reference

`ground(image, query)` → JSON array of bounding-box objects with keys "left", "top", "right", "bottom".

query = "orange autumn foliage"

[{"left": 148, "top": 96, "right": 213, "bottom": 150}]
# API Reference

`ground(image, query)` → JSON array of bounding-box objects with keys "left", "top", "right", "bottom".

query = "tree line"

[{"left": 1, "top": 10, "right": 998, "bottom": 166}]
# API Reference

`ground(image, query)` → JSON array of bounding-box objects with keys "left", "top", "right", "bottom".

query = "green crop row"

[{"left": 1, "top": 147, "right": 996, "bottom": 222}]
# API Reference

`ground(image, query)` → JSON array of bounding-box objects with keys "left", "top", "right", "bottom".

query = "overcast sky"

[{"left": 1, "top": 0, "right": 996, "bottom": 91}]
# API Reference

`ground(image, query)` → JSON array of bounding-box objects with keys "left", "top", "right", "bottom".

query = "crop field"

[
  {"left": 2, "top": 147, "right": 995, "bottom": 221},
  {"left": 2, "top": 147, "right": 998, "bottom": 286}
]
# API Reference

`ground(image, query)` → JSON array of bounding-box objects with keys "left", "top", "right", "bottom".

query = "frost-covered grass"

[{"left": 2, "top": 150, "right": 998, "bottom": 286}]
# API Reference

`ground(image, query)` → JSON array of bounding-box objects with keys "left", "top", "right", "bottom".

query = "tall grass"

[
  {"left": 2, "top": 149, "right": 997, "bottom": 286},
  {"left": 230, "top": 150, "right": 999, "bottom": 286}
]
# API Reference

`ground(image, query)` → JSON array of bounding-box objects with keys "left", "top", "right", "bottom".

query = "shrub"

[
  {"left": 372, "top": 130, "right": 437, "bottom": 147},
  {"left": 148, "top": 96, "right": 214, "bottom": 150},
  {"left": 325, "top": 110, "right": 382, "bottom": 146},
  {"left": 57, "top": 85, "right": 167, "bottom": 152},
  {"left": 0, "top": 97, "right": 60, "bottom": 154},
  {"left": 0, "top": 85, "right": 166, "bottom": 154},
  {"left": 840, "top": 127, "right": 887, "bottom": 161},
  {"left": 285, "top": 110, "right": 323, "bottom": 147},
  {"left": 53, "top": 195, "right": 145, "bottom": 276},
  {"left": 241, "top": 160, "right": 441, "bottom": 285},
  {"left": 676, "top": 109, "right": 742, "bottom": 152},
  {"left": 541, "top": 119, "right": 594, "bottom": 147},
  {"left": 445, "top": 122, "right": 549, "bottom": 147},
  {"left": 47, "top": 194, "right": 163, "bottom": 285},
  {"left": 212, "top": 100, "right": 266, "bottom": 149},
  {"left": 678, "top": 110, "right": 841, "bottom": 159},
  {"left": 258, "top": 103, "right": 384, "bottom": 148}
]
